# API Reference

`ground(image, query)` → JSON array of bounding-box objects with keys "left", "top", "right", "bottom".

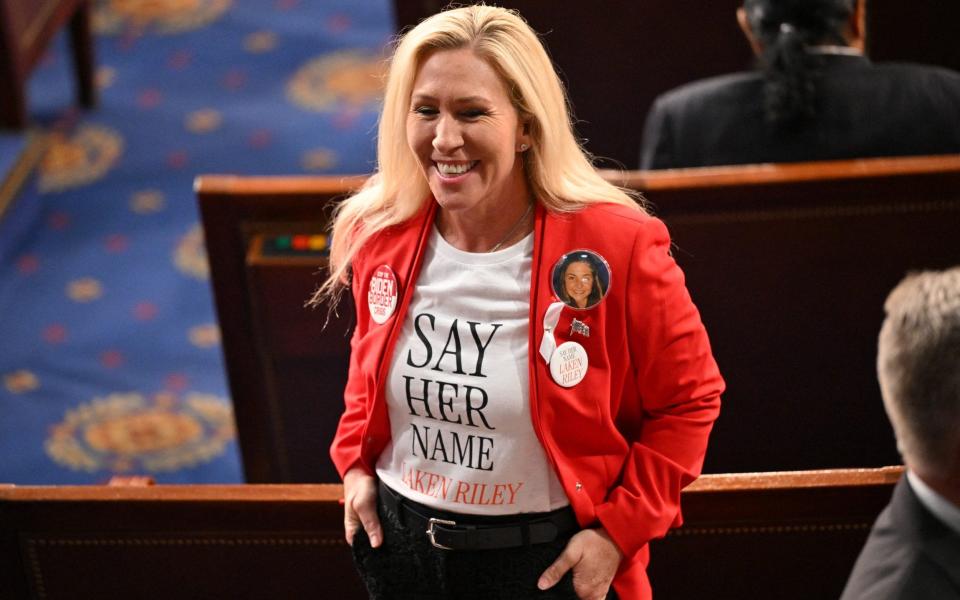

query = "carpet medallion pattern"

[{"left": 0, "top": 0, "right": 392, "bottom": 484}]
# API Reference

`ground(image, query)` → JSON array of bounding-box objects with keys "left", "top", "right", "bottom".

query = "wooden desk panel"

[
  {"left": 650, "top": 466, "right": 902, "bottom": 599},
  {"left": 0, "top": 483, "right": 364, "bottom": 599},
  {"left": 198, "top": 175, "right": 364, "bottom": 483},
  {"left": 246, "top": 255, "right": 352, "bottom": 482},
  {"left": 0, "top": 467, "right": 901, "bottom": 600}
]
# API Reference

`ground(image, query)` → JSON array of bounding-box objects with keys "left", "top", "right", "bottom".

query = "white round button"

[
  {"left": 549, "top": 341, "right": 588, "bottom": 387},
  {"left": 367, "top": 265, "right": 398, "bottom": 324}
]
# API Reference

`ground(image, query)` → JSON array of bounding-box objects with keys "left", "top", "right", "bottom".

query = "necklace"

[
  {"left": 807, "top": 45, "right": 864, "bottom": 57},
  {"left": 488, "top": 202, "right": 533, "bottom": 252}
]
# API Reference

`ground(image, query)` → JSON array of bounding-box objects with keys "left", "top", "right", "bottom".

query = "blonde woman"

[{"left": 319, "top": 6, "right": 723, "bottom": 599}]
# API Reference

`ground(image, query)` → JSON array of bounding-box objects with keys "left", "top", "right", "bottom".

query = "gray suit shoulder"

[
  {"left": 842, "top": 550, "right": 960, "bottom": 600},
  {"left": 842, "top": 480, "right": 960, "bottom": 600}
]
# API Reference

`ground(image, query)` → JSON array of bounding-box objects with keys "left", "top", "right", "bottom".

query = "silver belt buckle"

[{"left": 426, "top": 517, "right": 457, "bottom": 550}]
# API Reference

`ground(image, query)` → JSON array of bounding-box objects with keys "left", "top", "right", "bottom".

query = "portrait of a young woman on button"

[{"left": 552, "top": 250, "right": 610, "bottom": 309}]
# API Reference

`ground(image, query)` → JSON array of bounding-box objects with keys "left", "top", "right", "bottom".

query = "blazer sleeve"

[
  {"left": 329, "top": 252, "right": 374, "bottom": 479},
  {"left": 594, "top": 216, "right": 723, "bottom": 557}
]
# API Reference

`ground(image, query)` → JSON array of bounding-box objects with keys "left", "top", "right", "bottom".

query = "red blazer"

[{"left": 331, "top": 200, "right": 724, "bottom": 599}]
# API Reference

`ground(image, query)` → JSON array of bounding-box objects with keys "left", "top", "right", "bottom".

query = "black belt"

[{"left": 378, "top": 481, "right": 579, "bottom": 551}]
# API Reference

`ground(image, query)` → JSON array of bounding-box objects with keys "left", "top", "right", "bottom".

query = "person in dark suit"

[
  {"left": 840, "top": 267, "right": 960, "bottom": 599},
  {"left": 639, "top": 0, "right": 960, "bottom": 169}
]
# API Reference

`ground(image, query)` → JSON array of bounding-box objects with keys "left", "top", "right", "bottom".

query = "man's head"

[
  {"left": 733, "top": 0, "right": 866, "bottom": 129},
  {"left": 878, "top": 267, "right": 960, "bottom": 497},
  {"left": 737, "top": 0, "right": 865, "bottom": 56}
]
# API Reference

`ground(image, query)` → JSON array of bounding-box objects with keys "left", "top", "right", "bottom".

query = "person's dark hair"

[{"left": 743, "top": 0, "right": 855, "bottom": 129}]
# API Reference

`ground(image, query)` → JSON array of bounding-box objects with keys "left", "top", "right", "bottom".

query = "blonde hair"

[{"left": 313, "top": 5, "right": 641, "bottom": 304}]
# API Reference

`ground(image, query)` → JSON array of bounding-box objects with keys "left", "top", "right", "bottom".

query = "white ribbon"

[{"left": 539, "top": 301, "right": 566, "bottom": 364}]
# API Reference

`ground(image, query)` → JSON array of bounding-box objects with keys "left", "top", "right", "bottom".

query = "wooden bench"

[
  {"left": 0, "top": 466, "right": 902, "bottom": 599},
  {"left": 197, "top": 154, "right": 960, "bottom": 483}
]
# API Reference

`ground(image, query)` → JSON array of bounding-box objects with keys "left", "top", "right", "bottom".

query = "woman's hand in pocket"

[
  {"left": 343, "top": 468, "right": 382, "bottom": 548},
  {"left": 537, "top": 527, "right": 623, "bottom": 599}
]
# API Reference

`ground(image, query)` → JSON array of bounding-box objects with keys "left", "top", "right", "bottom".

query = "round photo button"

[{"left": 551, "top": 249, "right": 611, "bottom": 310}]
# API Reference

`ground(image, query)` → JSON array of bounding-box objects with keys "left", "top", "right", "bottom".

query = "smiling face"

[
  {"left": 564, "top": 260, "right": 595, "bottom": 308},
  {"left": 406, "top": 47, "right": 531, "bottom": 218}
]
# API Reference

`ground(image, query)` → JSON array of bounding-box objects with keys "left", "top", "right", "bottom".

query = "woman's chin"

[{"left": 429, "top": 187, "right": 476, "bottom": 213}]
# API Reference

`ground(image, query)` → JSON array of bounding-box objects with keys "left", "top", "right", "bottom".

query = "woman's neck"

[{"left": 436, "top": 176, "right": 534, "bottom": 253}]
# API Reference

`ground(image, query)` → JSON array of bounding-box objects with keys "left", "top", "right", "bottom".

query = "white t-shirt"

[{"left": 375, "top": 227, "right": 569, "bottom": 515}]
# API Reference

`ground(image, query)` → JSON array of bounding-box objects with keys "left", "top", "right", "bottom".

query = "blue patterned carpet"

[{"left": 0, "top": 0, "right": 392, "bottom": 484}]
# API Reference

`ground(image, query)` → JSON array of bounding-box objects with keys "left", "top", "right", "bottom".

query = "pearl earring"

[{"left": 519, "top": 144, "right": 529, "bottom": 152}]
